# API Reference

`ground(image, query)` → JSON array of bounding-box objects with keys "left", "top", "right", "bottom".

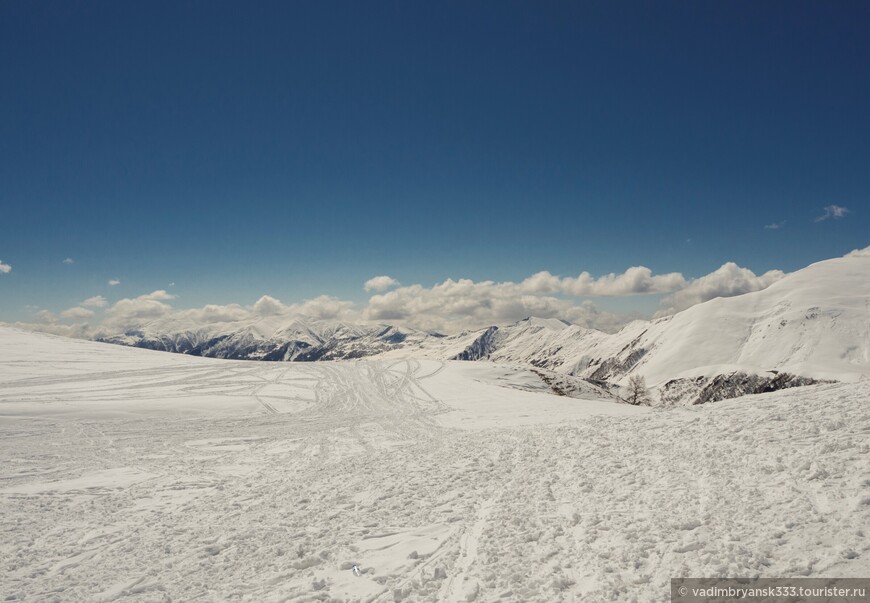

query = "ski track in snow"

[{"left": 1, "top": 337, "right": 869, "bottom": 602}]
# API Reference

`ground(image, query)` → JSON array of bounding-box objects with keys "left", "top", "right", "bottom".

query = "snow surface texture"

[
  {"left": 83, "top": 251, "right": 870, "bottom": 406},
  {"left": 1, "top": 328, "right": 869, "bottom": 602}
]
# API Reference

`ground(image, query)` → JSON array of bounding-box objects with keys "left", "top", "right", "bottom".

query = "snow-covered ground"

[{"left": 1, "top": 328, "right": 868, "bottom": 602}]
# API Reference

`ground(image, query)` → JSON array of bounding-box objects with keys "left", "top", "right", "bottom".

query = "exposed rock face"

[
  {"left": 659, "top": 371, "right": 829, "bottom": 406},
  {"left": 588, "top": 344, "right": 649, "bottom": 382},
  {"left": 451, "top": 327, "right": 500, "bottom": 361}
]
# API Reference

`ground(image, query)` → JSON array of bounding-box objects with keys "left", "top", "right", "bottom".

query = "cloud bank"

[
  {"left": 82, "top": 296, "right": 108, "bottom": 308},
  {"left": 104, "top": 291, "right": 176, "bottom": 329},
  {"left": 9, "top": 260, "right": 796, "bottom": 338},
  {"left": 363, "top": 281, "right": 630, "bottom": 333},
  {"left": 657, "top": 263, "right": 785, "bottom": 315},
  {"left": 60, "top": 307, "right": 95, "bottom": 320}
]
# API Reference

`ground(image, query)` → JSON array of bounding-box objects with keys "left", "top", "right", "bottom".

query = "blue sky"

[{"left": 1, "top": 1, "right": 868, "bottom": 327}]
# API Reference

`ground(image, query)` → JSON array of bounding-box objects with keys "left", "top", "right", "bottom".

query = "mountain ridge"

[{"left": 56, "top": 249, "right": 870, "bottom": 405}]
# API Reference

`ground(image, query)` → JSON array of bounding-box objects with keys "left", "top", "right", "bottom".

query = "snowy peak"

[
  {"left": 97, "top": 316, "right": 437, "bottom": 362},
  {"left": 515, "top": 317, "right": 572, "bottom": 331},
  {"left": 637, "top": 251, "right": 870, "bottom": 384}
]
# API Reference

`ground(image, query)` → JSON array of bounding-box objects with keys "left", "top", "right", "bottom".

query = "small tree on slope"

[{"left": 626, "top": 374, "right": 651, "bottom": 405}]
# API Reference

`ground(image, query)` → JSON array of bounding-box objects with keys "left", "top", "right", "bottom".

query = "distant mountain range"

[{"left": 97, "top": 251, "right": 870, "bottom": 405}]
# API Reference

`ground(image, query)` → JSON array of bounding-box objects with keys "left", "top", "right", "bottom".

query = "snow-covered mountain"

[
  {"left": 429, "top": 251, "right": 870, "bottom": 402},
  {"left": 98, "top": 317, "right": 439, "bottom": 361},
  {"left": 96, "top": 249, "right": 870, "bottom": 405}
]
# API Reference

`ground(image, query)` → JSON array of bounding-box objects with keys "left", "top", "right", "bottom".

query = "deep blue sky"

[{"left": 1, "top": 1, "right": 868, "bottom": 319}]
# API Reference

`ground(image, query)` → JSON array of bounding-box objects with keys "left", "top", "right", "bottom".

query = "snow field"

[{"left": 1, "top": 329, "right": 868, "bottom": 601}]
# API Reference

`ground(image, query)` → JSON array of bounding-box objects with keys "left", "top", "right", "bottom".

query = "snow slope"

[
  {"left": 1, "top": 327, "right": 868, "bottom": 601},
  {"left": 0, "top": 327, "right": 632, "bottom": 424},
  {"left": 411, "top": 251, "right": 870, "bottom": 404},
  {"left": 606, "top": 252, "right": 870, "bottom": 385}
]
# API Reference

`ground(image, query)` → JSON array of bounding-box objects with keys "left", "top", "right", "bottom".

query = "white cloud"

[
  {"left": 252, "top": 295, "right": 286, "bottom": 316},
  {"left": 62, "top": 257, "right": 75, "bottom": 264},
  {"left": 518, "top": 266, "right": 686, "bottom": 297},
  {"left": 356, "top": 265, "right": 687, "bottom": 332},
  {"left": 9, "top": 260, "right": 798, "bottom": 337},
  {"left": 10, "top": 321, "right": 90, "bottom": 338},
  {"left": 108, "top": 278, "right": 121, "bottom": 286},
  {"left": 364, "top": 275, "right": 400, "bottom": 292},
  {"left": 92, "top": 289, "right": 354, "bottom": 332},
  {"left": 82, "top": 295, "right": 108, "bottom": 308},
  {"left": 815, "top": 205, "right": 849, "bottom": 222},
  {"left": 35, "top": 310, "right": 56, "bottom": 324},
  {"left": 0, "top": 260, "right": 11, "bottom": 274},
  {"left": 846, "top": 245, "right": 870, "bottom": 258},
  {"left": 764, "top": 221, "right": 784, "bottom": 230},
  {"left": 140, "top": 290, "right": 175, "bottom": 301},
  {"left": 175, "top": 303, "right": 250, "bottom": 325},
  {"left": 288, "top": 295, "right": 355, "bottom": 321},
  {"left": 657, "top": 262, "right": 786, "bottom": 315},
  {"left": 362, "top": 276, "right": 644, "bottom": 333},
  {"left": 104, "top": 290, "right": 175, "bottom": 328},
  {"left": 61, "top": 306, "right": 95, "bottom": 320},
  {"left": 40, "top": 264, "right": 759, "bottom": 335}
]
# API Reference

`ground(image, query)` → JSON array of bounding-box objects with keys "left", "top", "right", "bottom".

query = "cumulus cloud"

[
  {"left": 356, "top": 265, "right": 689, "bottom": 332},
  {"left": 288, "top": 295, "right": 355, "bottom": 321},
  {"left": 108, "top": 278, "right": 121, "bottom": 286},
  {"left": 846, "top": 245, "right": 870, "bottom": 258},
  {"left": 8, "top": 261, "right": 795, "bottom": 338},
  {"left": 140, "top": 290, "right": 175, "bottom": 301},
  {"left": 364, "top": 275, "right": 400, "bottom": 292},
  {"left": 0, "top": 260, "right": 11, "bottom": 274},
  {"left": 657, "top": 262, "right": 786, "bottom": 315},
  {"left": 86, "top": 289, "right": 356, "bottom": 333},
  {"left": 362, "top": 278, "right": 640, "bottom": 333},
  {"left": 35, "top": 310, "right": 57, "bottom": 323},
  {"left": 11, "top": 320, "right": 90, "bottom": 338},
  {"left": 61, "top": 306, "right": 95, "bottom": 320},
  {"left": 82, "top": 295, "right": 108, "bottom": 308},
  {"left": 104, "top": 290, "right": 175, "bottom": 328},
  {"left": 517, "top": 266, "right": 686, "bottom": 296},
  {"left": 175, "top": 303, "right": 250, "bottom": 325},
  {"left": 252, "top": 295, "right": 286, "bottom": 316},
  {"left": 62, "top": 257, "right": 75, "bottom": 264},
  {"left": 815, "top": 205, "right": 849, "bottom": 222}
]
